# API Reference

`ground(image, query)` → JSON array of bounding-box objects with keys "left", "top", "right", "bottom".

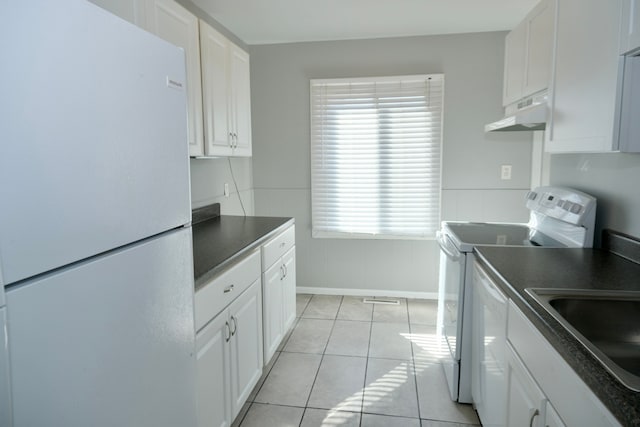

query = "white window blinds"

[{"left": 310, "top": 75, "right": 444, "bottom": 239}]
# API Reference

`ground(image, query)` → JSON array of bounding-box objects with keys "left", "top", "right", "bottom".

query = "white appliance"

[
  {"left": 436, "top": 186, "right": 596, "bottom": 403},
  {"left": 0, "top": 1, "right": 196, "bottom": 426}
]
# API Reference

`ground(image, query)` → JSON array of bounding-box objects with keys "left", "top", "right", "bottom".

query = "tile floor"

[{"left": 233, "top": 295, "right": 481, "bottom": 427}]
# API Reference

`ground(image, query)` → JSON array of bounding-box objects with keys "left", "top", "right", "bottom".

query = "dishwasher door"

[
  {"left": 471, "top": 261, "right": 508, "bottom": 426},
  {"left": 437, "top": 232, "right": 466, "bottom": 401}
]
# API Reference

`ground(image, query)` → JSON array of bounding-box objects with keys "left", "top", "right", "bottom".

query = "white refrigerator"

[{"left": 0, "top": 1, "right": 197, "bottom": 426}]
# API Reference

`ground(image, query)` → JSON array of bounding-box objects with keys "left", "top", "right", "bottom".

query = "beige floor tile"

[
  {"left": 254, "top": 352, "right": 322, "bottom": 407},
  {"left": 362, "top": 358, "right": 419, "bottom": 418},
  {"left": 337, "top": 296, "right": 374, "bottom": 321},
  {"left": 296, "top": 294, "right": 313, "bottom": 317},
  {"left": 372, "top": 298, "right": 408, "bottom": 323},
  {"left": 361, "top": 413, "right": 421, "bottom": 427},
  {"left": 302, "top": 295, "right": 343, "bottom": 319},
  {"left": 308, "top": 355, "right": 367, "bottom": 412},
  {"left": 325, "top": 320, "right": 371, "bottom": 357},
  {"left": 300, "top": 408, "right": 361, "bottom": 427},
  {"left": 239, "top": 403, "right": 304, "bottom": 427},
  {"left": 408, "top": 299, "right": 439, "bottom": 325},
  {"left": 414, "top": 361, "right": 479, "bottom": 424},
  {"left": 368, "top": 322, "right": 412, "bottom": 360},
  {"left": 284, "top": 318, "right": 334, "bottom": 354}
]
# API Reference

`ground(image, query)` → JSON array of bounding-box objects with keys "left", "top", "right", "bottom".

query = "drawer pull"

[
  {"left": 279, "top": 241, "right": 286, "bottom": 248},
  {"left": 529, "top": 409, "right": 539, "bottom": 427},
  {"left": 224, "top": 284, "right": 235, "bottom": 293},
  {"left": 230, "top": 316, "right": 237, "bottom": 336}
]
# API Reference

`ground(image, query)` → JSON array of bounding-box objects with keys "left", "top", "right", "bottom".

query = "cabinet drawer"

[
  {"left": 195, "top": 249, "right": 260, "bottom": 332},
  {"left": 261, "top": 225, "right": 295, "bottom": 270}
]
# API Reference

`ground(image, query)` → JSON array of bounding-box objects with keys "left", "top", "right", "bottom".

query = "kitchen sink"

[{"left": 526, "top": 288, "right": 640, "bottom": 391}]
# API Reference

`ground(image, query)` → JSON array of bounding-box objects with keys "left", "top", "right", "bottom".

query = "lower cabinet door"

[
  {"left": 282, "top": 247, "right": 296, "bottom": 332},
  {"left": 262, "top": 261, "right": 284, "bottom": 363},
  {"left": 196, "top": 310, "right": 232, "bottom": 427},
  {"left": 545, "top": 401, "right": 567, "bottom": 427},
  {"left": 506, "top": 344, "right": 546, "bottom": 427},
  {"left": 229, "top": 280, "right": 264, "bottom": 418}
]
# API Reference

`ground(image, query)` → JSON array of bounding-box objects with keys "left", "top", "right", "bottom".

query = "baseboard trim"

[{"left": 296, "top": 286, "right": 437, "bottom": 300}]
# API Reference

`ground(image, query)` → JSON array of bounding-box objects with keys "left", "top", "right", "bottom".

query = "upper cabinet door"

[
  {"left": 200, "top": 21, "right": 233, "bottom": 156},
  {"left": 503, "top": 24, "right": 527, "bottom": 106},
  {"left": 502, "top": 0, "right": 555, "bottom": 106},
  {"left": 620, "top": 0, "right": 640, "bottom": 54},
  {"left": 523, "top": 0, "right": 555, "bottom": 97},
  {"left": 88, "top": 0, "right": 146, "bottom": 26},
  {"left": 144, "top": 0, "right": 204, "bottom": 157},
  {"left": 546, "top": 0, "right": 623, "bottom": 152},
  {"left": 229, "top": 45, "right": 252, "bottom": 157}
]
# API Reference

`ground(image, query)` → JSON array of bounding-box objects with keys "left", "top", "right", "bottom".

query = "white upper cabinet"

[
  {"left": 620, "top": 0, "right": 640, "bottom": 54},
  {"left": 545, "top": 0, "right": 623, "bottom": 152},
  {"left": 88, "top": 0, "right": 146, "bottom": 26},
  {"left": 503, "top": 24, "right": 527, "bottom": 106},
  {"left": 200, "top": 21, "right": 252, "bottom": 157},
  {"left": 144, "top": 0, "right": 205, "bottom": 157},
  {"left": 503, "top": 0, "right": 555, "bottom": 106}
]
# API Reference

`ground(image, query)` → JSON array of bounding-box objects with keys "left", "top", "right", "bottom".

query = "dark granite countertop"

[
  {"left": 474, "top": 245, "right": 640, "bottom": 426},
  {"left": 192, "top": 215, "right": 294, "bottom": 290}
]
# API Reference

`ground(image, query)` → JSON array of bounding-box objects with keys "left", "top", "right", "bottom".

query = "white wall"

[
  {"left": 250, "top": 32, "right": 533, "bottom": 296},
  {"left": 550, "top": 153, "right": 640, "bottom": 246},
  {"left": 190, "top": 158, "right": 255, "bottom": 215}
]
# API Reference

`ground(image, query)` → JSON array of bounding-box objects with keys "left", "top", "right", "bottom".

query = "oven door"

[
  {"left": 437, "top": 231, "right": 466, "bottom": 400},
  {"left": 438, "top": 232, "right": 465, "bottom": 358}
]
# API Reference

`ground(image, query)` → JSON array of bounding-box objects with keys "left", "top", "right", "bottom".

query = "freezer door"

[
  {"left": 5, "top": 228, "right": 196, "bottom": 427},
  {"left": 0, "top": 0, "right": 191, "bottom": 286}
]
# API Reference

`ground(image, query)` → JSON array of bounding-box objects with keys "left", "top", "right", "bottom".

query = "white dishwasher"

[{"left": 471, "top": 261, "right": 508, "bottom": 426}]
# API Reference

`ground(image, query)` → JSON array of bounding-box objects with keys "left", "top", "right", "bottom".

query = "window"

[{"left": 310, "top": 74, "right": 444, "bottom": 239}]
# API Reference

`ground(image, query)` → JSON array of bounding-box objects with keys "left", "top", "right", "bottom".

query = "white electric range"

[{"left": 436, "top": 186, "right": 597, "bottom": 403}]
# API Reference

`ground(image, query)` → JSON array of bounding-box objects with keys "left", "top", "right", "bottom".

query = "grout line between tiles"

[{"left": 302, "top": 295, "right": 342, "bottom": 414}]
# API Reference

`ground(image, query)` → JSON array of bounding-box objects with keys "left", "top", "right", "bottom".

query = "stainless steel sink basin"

[{"left": 526, "top": 288, "right": 640, "bottom": 391}]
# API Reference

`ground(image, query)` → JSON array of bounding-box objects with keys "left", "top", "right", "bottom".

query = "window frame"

[{"left": 309, "top": 74, "right": 444, "bottom": 240}]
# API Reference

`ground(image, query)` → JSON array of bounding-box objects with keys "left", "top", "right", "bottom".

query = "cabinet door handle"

[
  {"left": 529, "top": 408, "right": 539, "bottom": 427},
  {"left": 283, "top": 264, "right": 288, "bottom": 278},
  {"left": 224, "top": 284, "right": 235, "bottom": 293},
  {"left": 230, "top": 316, "right": 237, "bottom": 336},
  {"left": 280, "top": 265, "right": 285, "bottom": 280},
  {"left": 225, "top": 321, "right": 231, "bottom": 342}
]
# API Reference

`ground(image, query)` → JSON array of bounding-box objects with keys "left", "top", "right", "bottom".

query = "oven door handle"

[{"left": 437, "top": 231, "right": 461, "bottom": 261}]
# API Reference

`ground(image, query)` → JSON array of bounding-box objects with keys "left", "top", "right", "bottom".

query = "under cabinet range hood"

[{"left": 485, "top": 95, "right": 548, "bottom": 132}]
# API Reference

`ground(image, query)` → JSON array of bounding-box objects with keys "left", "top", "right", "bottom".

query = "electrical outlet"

[
  {"left": 224, "top": 183, "right": 230, "bottom": 197},
  {"left": 501, "top": 165, "right": 512, "bottom": 180}
]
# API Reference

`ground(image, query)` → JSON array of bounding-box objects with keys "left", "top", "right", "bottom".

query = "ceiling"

[{"left": 191, "top": 0, "right": 540, "bottom": 45}]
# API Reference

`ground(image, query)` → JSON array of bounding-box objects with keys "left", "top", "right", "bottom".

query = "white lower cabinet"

[
  {"left": 545, "top": 402, "right": 567, "bottom": 427},
  {"left": 196, "top": 308, "right": 231, "bottom": 427},
  {"left": 195, "top": 251, "right": 263, "bottom": 427},
  {"left": 197, "top": 280, "right": 262, "bottom": 427},
  {"left": 262, "top": 260, "right": 284, "bottom": 361},
  {"left": 228, "top": 281, "right": 263, "bottom": 414},
  {"left": 261, "top": 224, "right": 296, "bottom": 364},
  {"left": 507, "top": 301, "right": 619, "bottom": 427},
  {"left": 506, "top": 343, "right": 546, "bottom": 427},
  {"left": 471, "top": 261, "right": 619, "bottom": 427}
]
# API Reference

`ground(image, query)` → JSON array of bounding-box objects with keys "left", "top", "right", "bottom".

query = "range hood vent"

[{"left": 485, "top": 98, "right": 547, "bottom": 132}]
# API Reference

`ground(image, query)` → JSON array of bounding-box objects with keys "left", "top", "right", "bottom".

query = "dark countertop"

[
  {"left": 474, "top": 245, "right": 640, "bottom": 426},
  {"left": 192, "top": 215, "right": 294, "bottom": 290}
]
